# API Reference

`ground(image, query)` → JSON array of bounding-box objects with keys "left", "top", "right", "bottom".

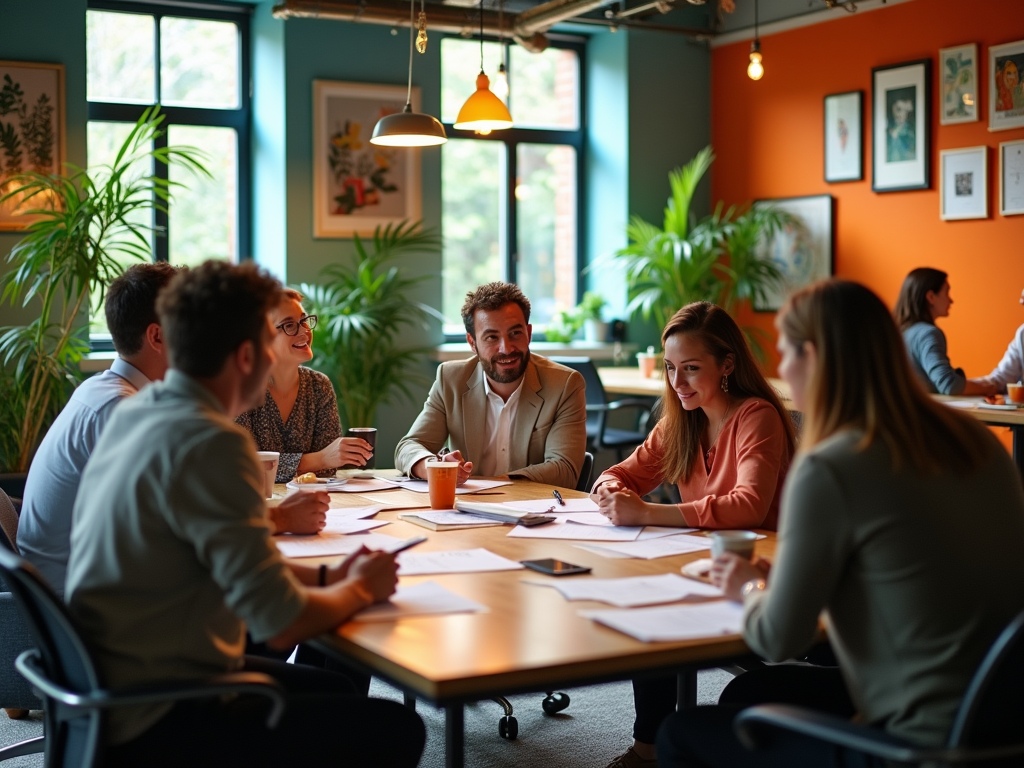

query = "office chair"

[
  {"left": 0, "top": 546, "right": 288, "bottom": 768},
  {"left": 735, "top": 609, "right": 1024, "bottom": 765},
  {"left": 576, "top": 451, "right": 594, "bottom": 493},
  {"left": 550, "top": 357, "right": 655, "bottom": 461}
]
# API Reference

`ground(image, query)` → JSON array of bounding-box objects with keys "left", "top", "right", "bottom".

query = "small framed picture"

[
  {"left": 939, "top": 43, "right": 978, "bottom": 125},
  {"left": 1000, "top": 140, "right": 1024, "bottom": 216},
  {"left": 940, "top": 146, "right": 987, "bottom": 221},
  {"left": 872, "top": 60, "right": 931, "bottom": 193},
  {"left": 989, "top": 40, "right": 1024, "bottom": 132},
  {"left": 824, "top": 91, "right": 863, "bottom": 183}
]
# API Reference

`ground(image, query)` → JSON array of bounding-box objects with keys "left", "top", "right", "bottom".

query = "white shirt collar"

[{"left": 109, "top": 357, "right": 153, "bottom": 391}]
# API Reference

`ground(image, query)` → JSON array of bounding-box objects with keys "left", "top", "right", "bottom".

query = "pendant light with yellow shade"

[{"left": 454, "top": 0, "right": 513, "bottom": 135}]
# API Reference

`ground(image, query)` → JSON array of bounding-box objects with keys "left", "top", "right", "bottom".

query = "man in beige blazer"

[{"left": 395, "top": 282, "right": 587, "bottom": 490}]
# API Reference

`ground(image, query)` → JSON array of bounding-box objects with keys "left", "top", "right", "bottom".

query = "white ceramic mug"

[
  {"left": 255, "top": 451, "right": 280, "bottom": 499},
  {"left": 709, "top": 530, "right": 758, "bottom": 561}
]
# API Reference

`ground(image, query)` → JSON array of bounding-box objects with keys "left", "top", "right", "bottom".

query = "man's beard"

[{"left": 480, "top": 349, "right": 530, "bottom": 385}]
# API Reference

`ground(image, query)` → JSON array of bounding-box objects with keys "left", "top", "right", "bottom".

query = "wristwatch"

[{"left": 741, "top": 579, "right": 767, "bottom": 598}]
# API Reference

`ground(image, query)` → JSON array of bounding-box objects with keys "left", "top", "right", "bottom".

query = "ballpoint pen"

[{"left": 552, "top": 489, "right": 566, "bottom": 506}]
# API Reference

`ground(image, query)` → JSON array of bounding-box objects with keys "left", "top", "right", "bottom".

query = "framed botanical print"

[
  {"left": 752, "top": 194, "right": 834, "bottom": 313},
  {"left": 940, "top": 146, "right": 987, "bottom": 221},
  {"left": 1000, "top": 140, "right": 1024, "bottom": 216},
  {"left": 872, "top": 60, "right": 931, "bottom": 193},
  {"left": 989, "top": 39, "right": 1024, "bottom": 132},
  {"left": 0, "top": 60, "right": 65, "bottom": 231},
  {"left": 312, "top": 80, "right": 422, "bottom": 238},
  {"left": 824, "top": 91, "right": 863, "bottom": 183},
  {"left": 939, "top": 43, "right": 978, "bottom": 125}
]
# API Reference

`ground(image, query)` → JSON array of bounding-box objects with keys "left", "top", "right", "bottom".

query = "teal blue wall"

[{"left": 0, "top": 0, "right": 88, "bottom": 328}]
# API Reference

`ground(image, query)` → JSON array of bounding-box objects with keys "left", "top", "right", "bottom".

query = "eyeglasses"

[{"left": 275, "top": 314, "right": 317, "bottom": 336}]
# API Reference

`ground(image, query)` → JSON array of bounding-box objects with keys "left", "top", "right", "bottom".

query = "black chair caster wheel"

[
  {"left": 498, "top": 715, "right": 519, "bottom": 740},
  {"left": 542, "top": 692, "right": 570, "bottom": 715}
]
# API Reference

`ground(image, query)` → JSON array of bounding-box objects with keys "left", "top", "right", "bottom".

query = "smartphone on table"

[{"left": 520, "top": 558, "right": 591, "bottom": 576}]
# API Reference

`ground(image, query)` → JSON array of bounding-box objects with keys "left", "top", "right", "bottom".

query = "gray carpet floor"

[{"left": 0, "top": 669, "right": 732, "bottom": 767}]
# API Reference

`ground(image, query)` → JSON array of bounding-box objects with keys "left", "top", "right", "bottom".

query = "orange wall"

[{"left": 712, "top": 0, "right": 1024, "bottom": 379}]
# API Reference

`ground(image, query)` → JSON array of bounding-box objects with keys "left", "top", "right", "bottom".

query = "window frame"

[{"left": 441, "top": 35, "right": 587, "bottom": 340}]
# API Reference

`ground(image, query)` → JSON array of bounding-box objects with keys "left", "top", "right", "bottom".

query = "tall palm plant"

[
  {"left": 301, "top": 221, "right": 444, "bottom": 430},
  {"left": 0, "top": 107, "right": 207, "bottom": 472},
  {"left": 608, "top": 145, "right": 798, "bottom": 355}
]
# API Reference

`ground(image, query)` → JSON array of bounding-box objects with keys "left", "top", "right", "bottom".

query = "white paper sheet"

[
  {"left": 397, "top": 548, "right": 525, "bottom": 576},
  {"left": 638, "top": 526, "right": 698, "bottom": 540},
  {"left": 380, "top": 478, "right": 513, "bottom": 494},
  {"left": 524, "top": 573, "right": 722, "bottom": 607},
  {"left": 329, "top": 477, "right": 401, "bottom": 493},
  {"left": 321, "top": 519, "right": 390, "bottom": 535},
  {"left": 401, "top": 510, "right": 501, "bottom": 526},
  {"left": 500, "top": 497, "right": 600, "bottom": 514},
  {"left": 325, "top": 505, "right": 383, "bottom": 521},
  {"left": 582, "top": 534, "right": 713, "bottom": 559},
  {"left": 506, "top": 520, "right": 643, "bottom": 541},
  {"left": 275, "top": 532, "right": 406, "bottom": 558},
  {"left": 557, "top": 512, "right": 614, "bottom": 526},
  {"left": 353, "top": 581, "right": 488, "bottom": 622},
  {"left": 581, "top": 601, "right": 744, "bottom": 642}
]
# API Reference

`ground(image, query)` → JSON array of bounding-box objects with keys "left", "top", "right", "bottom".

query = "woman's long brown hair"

[
  {"left": 779, "top": 279, "right": 991, "bottom": 473},
  {"left": 893, "top": 267, "right": 947, "bottom": 331},
  {"left": 657, "top": 302, "right": 796, "bottom": 484}
]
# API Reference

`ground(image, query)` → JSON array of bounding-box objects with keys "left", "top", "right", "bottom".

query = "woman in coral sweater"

[{"left": 593, "top": 301, "right": 796, "bottom": 768}]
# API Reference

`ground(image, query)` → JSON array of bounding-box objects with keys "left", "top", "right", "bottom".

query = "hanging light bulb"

[
  {"left": 747, "top": 0, "right": 763, "bottom": 81},
  {"left": 454, "top": 0, "right": 513, "bottom": 134},
  {"left": 371, "top": 0, "right": 447, "bottom": 146},
  {"left": 493, "top": 62, "right": 509, "bottom": 102}
]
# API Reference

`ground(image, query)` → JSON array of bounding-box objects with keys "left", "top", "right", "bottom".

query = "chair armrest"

[
  {"left": 735, "top": 704, "right": 1024, "bottom": 765},
  {"left": 585, "top": 399, "right": 654, "bottom": 413},
  {"left": 16, "top": 650, "right": 287, "bottom": 728}
]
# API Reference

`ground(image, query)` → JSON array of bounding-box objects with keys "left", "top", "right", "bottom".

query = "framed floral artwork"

[
  {"left": 989, "top": 39, "right": 1024, "bottom": 132},
  {"left": 0, "top": 60, "right": 65, "bottom": 231},
  {"left": 824, "top": 90, "right": 863, "bottom": 183},
  {"left": 312, "top": 80, "right": 422, "bottom": 238},
  {"left": 939, "top": 43, "right": 978, "bottom": 125},
  {"left": 753, "top": 194, "right": 834, "bottom": 312},
  {"left": 872, "top": 60, "right": 931, "bottom": 193}
]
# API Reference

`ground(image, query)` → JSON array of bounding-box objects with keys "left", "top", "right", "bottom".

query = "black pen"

[{"left": 552, "top": 489, "right": 566, "bottom": 506}]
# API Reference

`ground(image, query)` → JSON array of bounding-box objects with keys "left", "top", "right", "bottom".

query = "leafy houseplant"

[
  {"left": 300, "top": 221, "right": 444, "bottom": 431},
  {"left": 608, "top": 145, "right": 798, "bottom": 355},
  {"left": 0, "top": 107, "right": 207, "bottom": 473},
  {"left": 544, "top": 292, "right": 608, "bottom": 344}
]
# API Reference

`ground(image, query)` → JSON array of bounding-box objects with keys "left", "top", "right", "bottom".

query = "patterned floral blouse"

[{"left": 235, "top": 366, "right": 341, "bottom": 482}]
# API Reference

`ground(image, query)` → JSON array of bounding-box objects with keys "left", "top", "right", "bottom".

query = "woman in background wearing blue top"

[{"left": 895, "top": 267, "right": 996, "bottom": 396}]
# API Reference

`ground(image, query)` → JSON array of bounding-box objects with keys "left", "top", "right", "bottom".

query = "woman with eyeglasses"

[{"left": 236, "top": 289, "right": 373, "bottom": 482}]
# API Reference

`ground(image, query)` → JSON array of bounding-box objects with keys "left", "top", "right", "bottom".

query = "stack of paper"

[
  {"left": 399, "top": 509, "right": 503, "bottom": 531},
  {"left": 379, "top": 477, "right": 513, "bottom": 494},
  {"left": 524, "top": 573, "right": 722, "bottom": 607},
  {"left": 581, "top": 601, "right": 744, "bottom": 642},
  {"left": 352, "top": 581, "right": 487, "bottom": 622},
  {"left": 397, "top": 548, "right": 524, "bottom": 576},
  {"left": 576, "top": 534, "right": 713, "bottom": 560},
  {"left": 275, "top": 531, "right": 406, "bottom": 558},
  {"left": 500, "top": 497, "right": 600, "bottom": 514},
  {"left": 507, "top": 520, "right": 644, "bottom": 542}
]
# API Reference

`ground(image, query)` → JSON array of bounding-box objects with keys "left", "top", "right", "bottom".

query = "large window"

[
  {"left": 86, "top": 0, "right": 250, "bottom": 336},
  {"left": 440, "top": 38, "right": 584, "bottom": 332}
]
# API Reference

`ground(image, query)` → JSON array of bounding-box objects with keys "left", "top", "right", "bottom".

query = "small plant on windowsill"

[
  {"left": 542, "top": 292, "right": 608, "bottom": 344},
  {"left": 0, "top": 107, "right": 208, "bottom": 473}
]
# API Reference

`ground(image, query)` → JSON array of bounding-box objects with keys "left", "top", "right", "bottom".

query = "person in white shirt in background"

[
  {"left": 18, "top": 262, "right": 329, "bottom": 598},
  {"left": 974, "top": 286, "right": 1024, "bottom": 393}
]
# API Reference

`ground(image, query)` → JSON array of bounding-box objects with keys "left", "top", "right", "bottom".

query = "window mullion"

[
  {"left": 505, "top": 140, "right": 517, "bottom": 286},
  {"left": 153, "top": 128, "right": 169, "bottom": 262}
]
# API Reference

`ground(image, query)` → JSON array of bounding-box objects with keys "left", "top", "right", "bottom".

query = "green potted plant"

[
  {"left": 300, "top": 220, "right": 444, "bottom": 430},
  {"left": 0, "top": 107, "right": 207, "bottom": 476},
  {"left": 606, "top": 145, "right": 798, "bottom": 357},
  {"left": 578, "top": 292, "right": 609, "bottom": 342}
]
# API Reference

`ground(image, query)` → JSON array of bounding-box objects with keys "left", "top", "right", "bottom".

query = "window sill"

[
  {"left": 82, "top": 352, "right": 117, "bottom": 373},
  {"left": 431, "top": 341, "right": 636, "bottom": 363}
]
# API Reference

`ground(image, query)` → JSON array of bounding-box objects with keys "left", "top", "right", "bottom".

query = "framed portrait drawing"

[
  {"left": 1000, "top": 140, "right": 1024, "bottom": 216},
  {"left": 939, "top": 43, "right": 978, "bottom": 125},
  {"left": 753, "top": 194, "right": 834, "bottom": 313},
  {"left": 824, "top": 91, "right": 863, "bottom": 183},
  {"left": 989, "top": 40, "right": 1024, "bottom": 132},
  {"left": 0, "top": 60, "right": 65, "bottom": 231},
  {"left": 312, "top": 80, "right": 422, "bottom": 238},
  {"left": 872, "top": 60, "right": 931, "bottom": 193},
  {"left": 940, "top": 146, "right": 987, "bottom": 221}
]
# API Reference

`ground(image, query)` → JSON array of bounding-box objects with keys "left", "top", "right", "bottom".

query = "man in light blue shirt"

[{"left": 19, "top": 263, "right": 178, "bottom": 595}]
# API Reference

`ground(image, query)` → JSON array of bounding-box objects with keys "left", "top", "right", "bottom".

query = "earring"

[{"left": 721, "top": 374, "right": 729, "bottom": 393}]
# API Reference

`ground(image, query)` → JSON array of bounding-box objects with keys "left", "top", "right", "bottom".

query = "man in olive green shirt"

[{"left": 66, "top": 261, "right": 424, "bottom": 767}]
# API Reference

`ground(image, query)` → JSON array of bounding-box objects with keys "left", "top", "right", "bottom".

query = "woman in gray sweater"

[
  {"left": 656, "top": 279, "right": 1024, "bottom": 767},
  {"left": 895, "top": 267, "right": 995, "bottom": 395}
]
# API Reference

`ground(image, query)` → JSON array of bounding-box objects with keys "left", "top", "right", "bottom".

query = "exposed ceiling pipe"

[{"left": 512, "top": 0, "right": 620, "bottom": 50}]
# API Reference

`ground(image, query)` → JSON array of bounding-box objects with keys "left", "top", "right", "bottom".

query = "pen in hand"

[{"left": 552, "top": 489, "right": 566, "bottom": 506}]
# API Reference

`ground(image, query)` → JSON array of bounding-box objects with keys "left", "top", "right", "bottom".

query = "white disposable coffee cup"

[{"left": 255, "top": 451, "right": 280, "bottom": 499}]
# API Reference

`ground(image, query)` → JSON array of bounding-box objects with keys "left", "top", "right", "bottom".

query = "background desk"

[
  {"left": 302, "top": 478, "right": 770, "bottom": 768},
  {"left": 597, "top": 366, "right": 794, "bottom": 406}
]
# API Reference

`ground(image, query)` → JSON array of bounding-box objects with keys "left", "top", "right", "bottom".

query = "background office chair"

[
  {"left": 735, "top": 609, "right": 1024, "bottom": 766},
  {"left": 0, "top": 546, "right": 289, "bottom": 768},
  {"left": 576, "top": 451, "right": 594, "bottom": 493},
  {"left": 550, "top": 358, "right": 656, "bottom": 461}
]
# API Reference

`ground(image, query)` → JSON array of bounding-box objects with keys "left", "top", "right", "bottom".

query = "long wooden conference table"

[
  {"left": 296, "top": 477, "right": 772, "bottom": 768},
  {"left": 598, "top": 365, "right": 1024, "bottom": 479}
]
